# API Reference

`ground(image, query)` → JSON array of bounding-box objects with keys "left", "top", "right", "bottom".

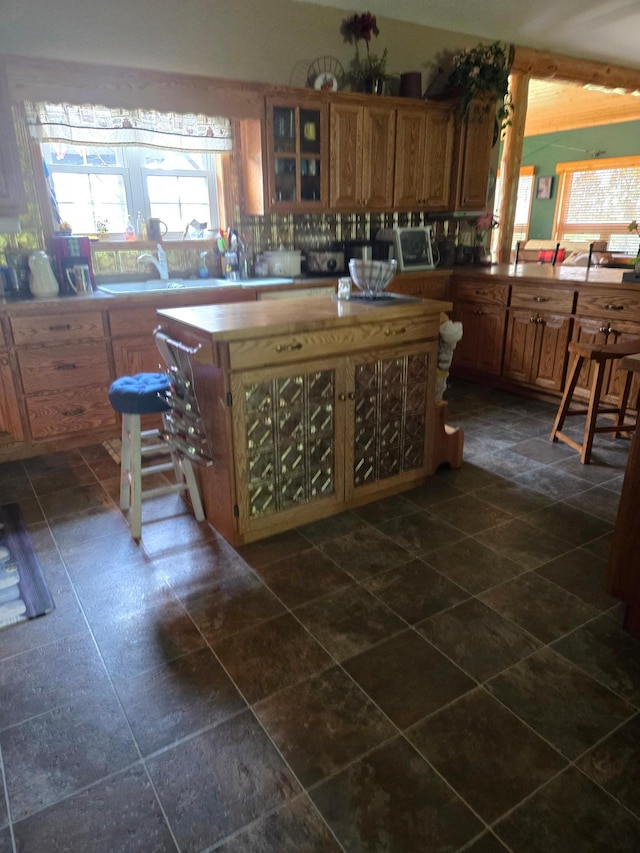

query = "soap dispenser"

[{"left": 28, "top": 251, "right": 59, "bottom": 299}]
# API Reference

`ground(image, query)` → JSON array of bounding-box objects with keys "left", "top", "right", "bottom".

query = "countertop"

[
  {"left": 157, "top": 293, "right": 451, "bottom": 343},
  {"left": 453, "top": 263, "right": 639, "bottom": 287}
]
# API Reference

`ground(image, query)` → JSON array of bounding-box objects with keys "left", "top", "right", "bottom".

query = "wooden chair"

[{"left": 550, "top": 338, "right": 640, "bottom": 463}]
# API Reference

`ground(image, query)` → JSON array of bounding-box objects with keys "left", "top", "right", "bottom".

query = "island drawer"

[
  {"left": 509, "top": 286, "right": 575, "bottom": 314},
  {"left": 109, "top": 307, "right": 161, "bottom": 337},
  {"left": 456, "top": 281, "right": 509, "bottom": 306},
  {"left": 228, "top": 315, "right": 438, "bottom": 370},
  {"left": 17, "top": 342, "right": 111, "bottom": 395},
  {"left": 576, "top": 289, "right": 640, "bottom": 323},
  {"left": 25, "top": 387, "right": 116, "bottom": 439},
  {"left": 9, "top": 310, "right": 106, "bottom": 346}
]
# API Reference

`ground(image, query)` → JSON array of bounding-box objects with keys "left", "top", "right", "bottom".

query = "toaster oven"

[{"left": 375, "top": 226, "right": 437, "bottom": 271}]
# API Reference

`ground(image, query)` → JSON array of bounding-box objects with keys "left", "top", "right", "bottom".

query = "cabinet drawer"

[
  {"left": 109, "top": 307, "right": 160, "bottom": 337},
  {"left": 229, "top": 316, "right": 438, "bottom": 370},
  {"left": 26, "top": 387, "right": 116, "bottom": 439},
  {"left": 456, "top": 281, "right": 509, "bottom": 306},
  {"left": 18, "top": 342, "right": 111, "bottom": 395},
  {"left": 576, "top": 290, "right": 640, "bottom": 323},
  {"left": 10, "top": 310, "right": 105, "bottom": 345},
  {"left": 510, "top": 286, "right": 574, "bottom": 314},
  {"left": 0, "top": 319, "right": 6, "bottom": 349}
]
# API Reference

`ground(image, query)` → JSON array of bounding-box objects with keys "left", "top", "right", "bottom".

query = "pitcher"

[{"left": 28, "top": 251, "right": 59, "bottom": 298}]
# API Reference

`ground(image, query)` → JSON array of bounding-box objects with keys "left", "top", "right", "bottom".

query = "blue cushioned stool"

[{"left": 108, "top": 372, "right": 204, "bottom": 540}]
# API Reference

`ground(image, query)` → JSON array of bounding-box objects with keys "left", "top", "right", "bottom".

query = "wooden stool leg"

[
  {"left": 614, "top": 369, "right": 634, "bottom": 438},
  {"left": 551, "top": 353, "right": 584, "bottom": 441},
  {"left": 180, "top": 457, "right": 205, "bottom": 522},
  {"left": 582, "top": 360, "right": 606, "bottom": 464},
  {"left": 120, "top": 414, "right": 132, "bottom": 511},
  {"left": 129, "top": 414, "right": 143, "bottom": 541}
]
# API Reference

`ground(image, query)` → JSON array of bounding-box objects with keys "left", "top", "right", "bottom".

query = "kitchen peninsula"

[{"left": 157, "top": 293, "right": 451, "bottom": 546}]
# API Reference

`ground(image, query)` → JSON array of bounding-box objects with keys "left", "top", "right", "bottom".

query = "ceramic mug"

[
  {"left": 148, "top": 218, "right": 168, "bottom": 242},
  {"left": 65, "top": 264, "right": 92, "bottom": 295}
]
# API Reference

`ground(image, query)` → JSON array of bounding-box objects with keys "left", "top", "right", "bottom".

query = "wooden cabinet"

[
  {"left": 159, "top": 297, "right": 446, "bottom": 545},
  {"left": 571, "top": 288, "right": 640, "bottom": 405},
  {"left": 394, "top": 102, "right": 455, "bottom": 211},
  {"left": 329, "top": 101, "right": 395, "bottom": 211},
  {"left": 0, "top": 316, "right": 24, "bottom": 448},
  {"left": 503, "top": 285, "right": 574, "bottom": 391},
  {"left": 0, "top": 57, "right": 25, "bottom": 217},
  {"left": 264, "top": 94, "right": 328, "bottom": 212},
  {"left": 451, "top": 279, "right": 509, "bottom": 376},
  {"left": 9, "top": 309, "right": 116, "bottom": 441},
  {"left": 452, "top": 100, "right": 495, "bottom": 211},
  {"left": 391, "top": 271, "right": 450, "bottom": 301}
]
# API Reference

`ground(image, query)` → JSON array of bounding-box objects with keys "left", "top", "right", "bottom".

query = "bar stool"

[
  {"left": 550, "top": 338, "right": 640, "bottom": 464},
  {"left": 108, "top": 372, "right": 204, "bottom": 540}
]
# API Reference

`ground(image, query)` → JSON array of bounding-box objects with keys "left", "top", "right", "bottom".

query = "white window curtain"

[{"left": 23, "top": 101, "right": 232, "bottom": 152}]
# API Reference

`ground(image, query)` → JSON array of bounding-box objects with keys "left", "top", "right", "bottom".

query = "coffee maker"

[{"left": 53, "top": 236, "right": 95, "bottom": 296}]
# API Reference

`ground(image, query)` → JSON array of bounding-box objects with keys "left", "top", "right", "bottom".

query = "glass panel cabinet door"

[{"left": 266, "top": 97, "right": 327, "bottom": 211}]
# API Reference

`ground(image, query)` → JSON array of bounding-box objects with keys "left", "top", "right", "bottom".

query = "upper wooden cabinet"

[
  {"left": 0, "top": 58, "right": 26, "bottom": 217},
  {"left": 452, "top": 99, "right": 496, "bottom": 211},
  {"left": 263, "top": 94, "right": 329, "bottom": 213},
  {"left": 394, "top": 102, "right": 455, "bottom": 211},
  {"left": 329, "top": 102, "right": 396, "bottom": 211}
]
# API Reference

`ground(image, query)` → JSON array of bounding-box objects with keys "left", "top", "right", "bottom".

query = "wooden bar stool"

[
  {"left": 108, "top": 372, "right": 205, "bottom": 540},
  {"left": 550, "top": 338, "right": 640, "bottom": 463}
]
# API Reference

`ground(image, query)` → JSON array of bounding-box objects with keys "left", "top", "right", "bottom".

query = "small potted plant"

[
  {"left": 341, "top": 12, "right": 389, "bottom": 95},
  {"left": 445, "top": 41, "right": 514, "bottom": 129}
]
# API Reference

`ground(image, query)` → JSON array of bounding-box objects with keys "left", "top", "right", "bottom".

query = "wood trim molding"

[
  {"left": 555, "top": 155, "right": 640, "bottom": 173},
  {"left": 512, "top": 46, "right": 640, "bottom": 92}
]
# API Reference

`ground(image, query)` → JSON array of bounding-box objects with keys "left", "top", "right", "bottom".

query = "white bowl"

[{"left": 349, "top": 259, "right": 398, "bottom": 298}]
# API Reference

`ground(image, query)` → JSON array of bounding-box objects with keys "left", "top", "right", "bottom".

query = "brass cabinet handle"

[
  {"left": 275, "top": 342, "right": 303, "bottom": 352},
  {"left": 338, "top": 392, "right": 356, "bottom": 401},
  {"left": 530, "top": 314, "right": 538, "bottom": 323},
  {"left": 599, "top": 324, "right": 612, "bottom": 334},
  {"left": 338, "top": 392, "right": 347, "bottom": 401},
  {"left": 49, "top": 323, "right": 72, "bottom": 331},
  {"left": 347, "top": 391, "right": 355, "bottom": 400},
  {"left": 533, "top": 296, "right": 548, "bottom": 302},
  {"left": 55, "top": 363, "right": 78, "bottom": 370},
  {"left": 384, "top": 326, "right": 406, "bottom": 336},
  {"left": 61, "top": 407, "right": 83, "bottom": 417},
  {"left": 536, "top": 316, "right": 545, "bottom": 324},
  {"left": 604, "top": 303, "right": 624, "bottom": 311}
]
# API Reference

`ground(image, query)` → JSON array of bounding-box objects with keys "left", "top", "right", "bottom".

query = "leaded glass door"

[{"left": 232, "top": 357, "right": 345, "bottom": 534}]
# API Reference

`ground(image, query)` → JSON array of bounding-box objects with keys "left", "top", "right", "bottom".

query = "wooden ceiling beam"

[{"left": 512, "top": 46, "right": 640, "bottom": 92}]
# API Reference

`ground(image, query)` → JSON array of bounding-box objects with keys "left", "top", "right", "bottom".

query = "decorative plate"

[{"left": 307, "top": 57, "right": 344, "bottom": 91}]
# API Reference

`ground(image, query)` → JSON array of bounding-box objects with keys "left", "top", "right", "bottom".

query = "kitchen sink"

[{"left": 96, "top": 277, "right": 294, "bottom": 295}]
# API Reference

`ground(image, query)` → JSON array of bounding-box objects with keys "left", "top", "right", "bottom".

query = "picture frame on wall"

[{"left": 536, "top": 176, "right": 553, "bottom": 199}]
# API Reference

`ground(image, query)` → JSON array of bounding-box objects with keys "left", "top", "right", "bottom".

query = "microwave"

[{"left": 375, "top": 227, "right": 436, "bottom": 271}]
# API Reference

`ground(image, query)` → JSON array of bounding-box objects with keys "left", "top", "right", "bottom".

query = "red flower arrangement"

[{"left": 341, "top": 12, "right": 388, "bottom": 93}]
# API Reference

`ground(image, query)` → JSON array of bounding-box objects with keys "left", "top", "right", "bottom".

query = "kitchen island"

[{"left": 158, "top": 293, "right": 451, "bottom": 545}]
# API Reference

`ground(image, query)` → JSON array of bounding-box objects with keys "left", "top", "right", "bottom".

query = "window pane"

[
  {"left": 43, "top": 142, "right": 119, "bottom": 167},
  {"left": 51, "top": 171, "right": 127, "bottom": 232},
  {"left": 142, "top": 150, "right": 206, "bottom": 170},
  {"left": 147, "top": 175, "right": 210, "bottom": 232}
]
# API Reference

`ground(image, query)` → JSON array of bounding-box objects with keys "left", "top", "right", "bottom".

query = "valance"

[{"left": 24, "top": 101, "right": 232, "bottom": 151}]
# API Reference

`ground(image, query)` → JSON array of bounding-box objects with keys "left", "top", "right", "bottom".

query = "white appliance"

[{"left": 375, "top": 227, "right": 437, "bottom": 271}]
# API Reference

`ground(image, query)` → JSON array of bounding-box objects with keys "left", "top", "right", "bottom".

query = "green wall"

[{"left": 521, "top": 120, "right": 640, "bottom": 239}]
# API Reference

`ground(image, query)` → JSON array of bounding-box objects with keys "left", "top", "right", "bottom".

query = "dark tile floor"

[{"left": 1, "top": 380, "right": 639, "bottom": 852}]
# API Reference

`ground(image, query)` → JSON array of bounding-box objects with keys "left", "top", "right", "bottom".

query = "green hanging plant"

[{"left": 446, "top": 41, "right": 514, "bottom": 129}]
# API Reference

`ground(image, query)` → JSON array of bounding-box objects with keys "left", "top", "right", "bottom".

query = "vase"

[
  {"left": 474, "top": 246, "right": 492, "bottom": 266},
  {"left": 361, "top": 76, "right": 384, "bottom": 96}
]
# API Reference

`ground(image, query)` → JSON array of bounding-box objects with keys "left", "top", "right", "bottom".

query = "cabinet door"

[
  {"left": 393, "top": 108, "right": 426, "bottom": 209},
  {"left": 231, "top": 357, "right": 346, "bottom": 537},
  {"left": 266, "top": 96, "right": 327, "bottom": 212},
  {"left": 329, "top": 102, "right": 363, "bottom": 210},
  {"left": 0, "top": 351, "right": 24, "bottom": 446},
  {"left": 533, "top": 313, "right": 572, "bottom": 392},
  {"left": 453, "top": 302, "right": 505, "bottom": 376},
  {"left": 348, "top": 344, "right": 434, "bottom": 500},
  {"left": 0, "top": 58, "right": 25, "bottom": 217},
  {"left": 361, "top": 105, "right": 395, "bottom": 209},
  {"left": 503, "top": 310, "right": 538, "bottom": 384},
  {"left": 454, "top": 100, "right": 495, "bottom": 211},
  {"left": 422, "top": 103, "right": 455, "bottom": 210}
]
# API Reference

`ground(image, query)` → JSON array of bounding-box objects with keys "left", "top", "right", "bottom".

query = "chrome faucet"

[{"left": 137, "top": 244, "right": 169, "bottom": 280}]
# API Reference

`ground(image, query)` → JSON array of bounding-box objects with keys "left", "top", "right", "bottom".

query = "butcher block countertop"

[{"left": 157, "top": 293, "right": 452, "bottom": 343}]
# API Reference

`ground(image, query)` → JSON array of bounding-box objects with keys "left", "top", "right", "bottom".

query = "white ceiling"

[{"left": 294, "top": 0, "right": 640, "bottom": 70}]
